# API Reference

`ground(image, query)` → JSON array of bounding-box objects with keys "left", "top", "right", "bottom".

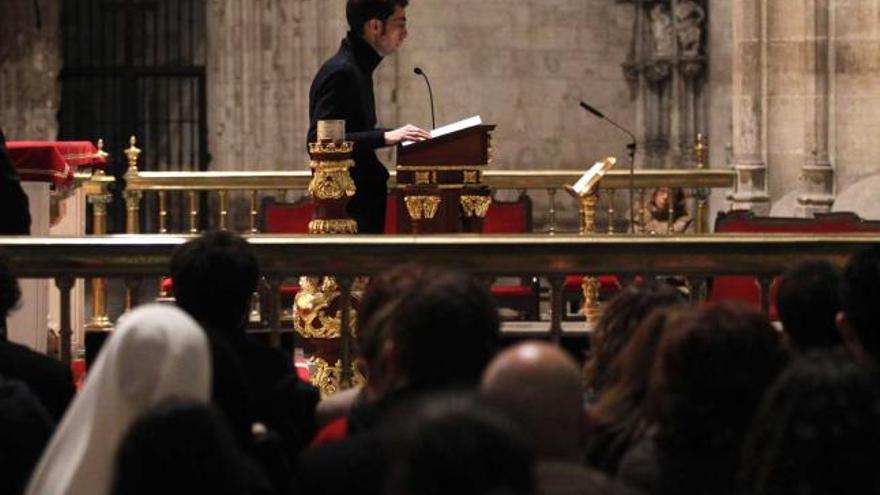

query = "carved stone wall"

[{"left": 0, "top": 0, "right": 61, "bottom": 140}]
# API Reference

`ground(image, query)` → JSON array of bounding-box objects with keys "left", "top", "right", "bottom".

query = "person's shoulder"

[
  {"left": 0, "top": 339, "right": 71, "bottom": 379},
  {"left": 316, "top": 51, "right": 358, "bottom": 80}
]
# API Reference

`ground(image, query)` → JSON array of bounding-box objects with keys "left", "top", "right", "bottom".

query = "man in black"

[
  {"left": 0, "top": 127, "right": 31, "bottom": 235},
  {"left": 307, "top": 0, "right": 430, "bottom": 234}
]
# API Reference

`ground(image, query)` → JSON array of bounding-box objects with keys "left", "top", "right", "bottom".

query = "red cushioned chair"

[
  {"left": 484, "top": 193, "right": 541, "bottom": 321},
  {"left": 709, "top": 210, "right": 880, "bottom": 319},
  {"left": 261, "top": 197, "right": 317, "bottom": 313}
]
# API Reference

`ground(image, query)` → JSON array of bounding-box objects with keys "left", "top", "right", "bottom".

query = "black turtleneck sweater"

[
  {"left": 308, "top": 32, "right": 390, "bottom": 233},
  {"left": 0, "top": 127, "right": 31, "bottom": 235}
]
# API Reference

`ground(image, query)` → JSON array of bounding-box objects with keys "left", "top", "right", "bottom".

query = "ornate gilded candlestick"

[{"left": 294, "top": 120, "right": 365, "bottom": 397}]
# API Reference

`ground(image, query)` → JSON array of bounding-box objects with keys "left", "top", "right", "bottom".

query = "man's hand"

[{"left": 385, "top": 124, "right": 431, "bottom": 146}]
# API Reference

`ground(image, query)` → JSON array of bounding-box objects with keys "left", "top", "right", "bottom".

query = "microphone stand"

[
  {"left": 413, "top": 67, "right": 436, "bottom": 129},
  {"left": 579, "top": 102, "right": 638, "bottom": 233}
]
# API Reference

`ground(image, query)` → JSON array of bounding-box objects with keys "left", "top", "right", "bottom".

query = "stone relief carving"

[
  {"left": 650, "top": 4, "right": 676, "bottom": 58},
  {"left": 675, "top": 0, "right": 705, "bottom": 58}
]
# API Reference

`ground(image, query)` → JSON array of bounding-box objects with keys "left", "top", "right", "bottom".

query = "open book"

[
  {"left": 401, "top": 115, "right": 483, "bottom": 147},
  {"left": 570, "top": 157, "right": 617, "bottom": 196}
]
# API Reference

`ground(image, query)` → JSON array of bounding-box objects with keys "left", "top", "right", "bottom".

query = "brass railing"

[
  {"left": 122, "top": 168, "right": 733, "bottom": 235},
  {"left": 2, "top": 234, "right": 877, "bottom": 365}
]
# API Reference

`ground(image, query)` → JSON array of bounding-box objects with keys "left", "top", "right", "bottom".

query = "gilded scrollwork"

[
  {"left": 308, "top": 219, "right": 358, "bottom": 235},
  {"left": 308, "top": 162, "right": 356, "bottom": 200},
  {"left": 460, "top": 195, "right": 492, "bottom": 218},
  {"left": 310, "top": 356, "right": 366, "bottom": 398},
  {"left": 404, "top": 195, "right": 442, "bottom": 220}
]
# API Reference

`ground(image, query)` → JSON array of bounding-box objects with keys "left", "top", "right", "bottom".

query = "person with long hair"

[
  {"left": 585, "top": 308, "right": 693, "bottom": 476},
  {"left": 634, "top": 187, "right": 690, "bottom": 235},
  {"left": 739, "top": 350, "right": 880, "bottom": 495}
]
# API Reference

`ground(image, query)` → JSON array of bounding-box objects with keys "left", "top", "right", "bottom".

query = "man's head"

[
  {"left": 839, "top": 247, "right": 880, "bottom": 362},
  {"left": 482, "top": 342, "right": 585, "bottom": 460},
  {"left": 370, "top": 265, "right": 499, "bottom": 394},
  {"left": 170, "top": 231, "right": 259, "bottom": 334},
  {"left": 347, "top": 0, "right": 409, "bottom": 56},
  {"left": 777, "top": 260, "right": 843, "bottom": 351}
]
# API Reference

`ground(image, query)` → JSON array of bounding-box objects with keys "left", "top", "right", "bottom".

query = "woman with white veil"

[{"left": 25, "top": 303, "right": 212, "bottom": 495}]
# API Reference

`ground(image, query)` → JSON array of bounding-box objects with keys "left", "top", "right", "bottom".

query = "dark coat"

[
  {"left": 308, "top": 32, "right": 389, "bottom": 233},
  {"left": 0, "top": 339, "right": 76, "bottom": 422},
  {"left": 0, "top": 128, "right": 31, "bottom": 235}
]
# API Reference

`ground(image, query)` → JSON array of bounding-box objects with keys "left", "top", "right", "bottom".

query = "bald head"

[{"left": 481, "top": 342, "right": 584, "bottom": 460}]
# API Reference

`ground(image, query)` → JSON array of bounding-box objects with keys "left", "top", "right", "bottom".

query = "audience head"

[
  {"left": 482, "top": 341, "right": 584, "bottom": 460},
  {"left": 0, "top": 376, "right": 54, "bottom": 495},
  {"left": 386, "top": 395, "right": 534, "bottom": 495},
  {"left": 776, "top": 260, "right": 843, "bottom": 351},
  {"left": 649, "top": 187, "right": 687, "bottom": 220},
  {"left": 839, "top": 246, "right": 880, "bottom": 362},
  {"left": 589, "top": 308, "right": 693, "bottom": 450},
  {"left": 25, "top": 303, "right": 211, "bottom": 495},
  {"left": 113, "top": 400, "right": 267, "bottom": 495},
  {"left": 584, "top": 281, "right": 686, "bottom": 395},
  {"left": 650, "top": 302, "right": 787, "bottom": 450},
  {"left": 0, "top": 250, "right": 21, "bottom": 321},
  {"left": 171, "top": 231, "right": 259, "bottom": 334},
  {"left": 368, "top": 265, "right": 500, "bottom": 396},
  {"left": 740, "top": 350, "right": 880, "bottom": 495}
]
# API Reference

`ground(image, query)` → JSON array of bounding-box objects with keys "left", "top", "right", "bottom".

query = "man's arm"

[{"left": 309, "top": 70, "right": 386, "bottom": 150}]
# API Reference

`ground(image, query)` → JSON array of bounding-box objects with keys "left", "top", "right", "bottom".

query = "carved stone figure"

[
  {"left": 675, "top": 0, "right": 705, "bottom": 58},
  {"left": 650, "top": 3, "right": 676, "bottom": 58}
]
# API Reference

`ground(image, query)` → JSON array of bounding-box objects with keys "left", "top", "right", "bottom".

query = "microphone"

[
  {"left": 579, "top": 100, "right": 638, "bottom": 233},
  {"left": 414, "top": 67, "right": 436, "bottom": 130}
]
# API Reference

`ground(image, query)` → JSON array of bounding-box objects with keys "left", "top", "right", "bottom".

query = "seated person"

[{"left": 634, "top": 187, "right": 691, "bottom": 235}]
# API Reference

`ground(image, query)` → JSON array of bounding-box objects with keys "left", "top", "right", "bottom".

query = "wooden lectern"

[{"left": 395, "top": 124, "right": 496, "bottom": 233}]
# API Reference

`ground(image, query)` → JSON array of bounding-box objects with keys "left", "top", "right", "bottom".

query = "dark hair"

[
  {"left": 387, "top": 267, "right": 499, "bottom": 391},
  {"left": 777, "top": 260, "right": 843, "bottom": 351},
  {"left": 113, "top": 400, "right": 269, "bottom": 495},
  {"left": 840, "top": 246, "right": 880, "bottom": 360},
  {"left": 346, "top": 0, "right": 408, "bottom": 35},
  {"left": 170, "top": 231, "right": 259, "bottom": 333},
  {"left": 586, "top": 307, "right": 693, "bottom": 475},
  {"left": 651, "top": 302, "right": 787, "bottom": 449},
  {"left": 740, "top": 350, "right": 880, "bottom": 495},
  {"left": 386, "top": 395, "right": 534, "bottom": 495},
  {"left": 357, "top": 263, "right": 429, "bottom": 366},
  {"left": 0, "top": 250, "right": 21, "bottom": 319},
  {"left": 584, "top": 281, "right": 686, "bottom": 396},
  {"left": 648, "top": 187, "right": 687, "bottom": 221}
]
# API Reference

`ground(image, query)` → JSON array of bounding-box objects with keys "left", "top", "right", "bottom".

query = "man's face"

[{"left": 366, "top": 6, "right": 407, "bottom": 56}]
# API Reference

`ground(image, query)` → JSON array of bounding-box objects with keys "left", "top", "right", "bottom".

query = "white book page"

[{"left": 401, "top": 115, "right": 483, "bottom": 146}]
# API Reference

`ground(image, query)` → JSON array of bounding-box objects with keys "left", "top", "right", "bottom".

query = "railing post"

[
  {"left": 123, "top": 136, "right": 143, "bottom": 234},
  {"left": 547, "top": 275, "right": 565, "bottom": 343},
  {"left": 84, "top": 168, "right": 114, "bottom": 332},
  {"left": 547, "top": 188, "right": 558, "bottom": 235},
  {"left": 578, "top": 192, "right": 601, "bottom": 323},
  {"left": 249, "top": 191, "right": 259, "bottom": 234},
  {"left": 55, "top": 276, "right": 74, "bottom": 364},
  {"left": 187, "top": 191, "right": 199, "bottom": 234},
  {"left": 338, "top": 276, "right": 354, "bottom": 388}
]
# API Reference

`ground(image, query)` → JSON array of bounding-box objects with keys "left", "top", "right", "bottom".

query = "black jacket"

[
  {"left": 308, "top": 32, "right": 389, "bottom": 233},
  {"left": 0, "top": 339, "right": 76, "bottom": 422},
  {"left": 0, "top": 128, "right": 31, "bottom": 235}
]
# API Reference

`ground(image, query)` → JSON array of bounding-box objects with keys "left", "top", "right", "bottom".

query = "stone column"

[
  {"left": 728, "top": 0, "right": 770, "bottom": 213},
  {"left": 795, "top": 0, "right": 834, "bottom": 217}
]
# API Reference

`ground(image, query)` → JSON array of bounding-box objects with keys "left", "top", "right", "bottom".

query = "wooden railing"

[{"left": 2, "top": 234, "right": 877, "bottom": 365}]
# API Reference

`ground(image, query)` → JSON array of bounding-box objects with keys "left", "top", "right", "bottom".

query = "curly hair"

[{"left": 740, "top": 350, "right": 880, "bottom": 495}]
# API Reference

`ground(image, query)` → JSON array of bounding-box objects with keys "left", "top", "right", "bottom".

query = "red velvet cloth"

[{"left": 6, "top": 141, "right": 105, "bottom": 187}]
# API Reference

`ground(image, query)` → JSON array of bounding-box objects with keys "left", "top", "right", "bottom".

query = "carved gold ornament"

[
  {"left": 310, "top": 356, "right": 366, "bottom": 398},
  {"left": 460, "top": 195, "right": 492, "bottom": 218},
  {"left": 404, "top": 195, "right": 442, "bottom": 220},
  {"left": 308, "top": 219, "right": 358, "bottom": 235},
  {"left": 463, "top": 170, "right": 480, "bottom": 184},
  {"left": 308, "top": 162, "right": 356, "bottom": 200},
  {"left": 414, "top": 170, "right": 436, "bottom": 185},
  {"left": 581, "top": 276, "right": 601, "bottom": 323},
  {"left": 294, "top": 276, "right": 359, "bottom": 339}
]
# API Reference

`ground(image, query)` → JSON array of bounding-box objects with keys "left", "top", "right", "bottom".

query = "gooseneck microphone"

[
  {"left": 413, "top": 67, "right": 436, "bottom": 130},
  {"left": 579, "top": 101, "right": 638, "bottom": 233}
]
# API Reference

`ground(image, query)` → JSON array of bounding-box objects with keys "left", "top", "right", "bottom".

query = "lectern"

[{"left": 395, "top": 124, "right": 496, "bottom": 233}]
